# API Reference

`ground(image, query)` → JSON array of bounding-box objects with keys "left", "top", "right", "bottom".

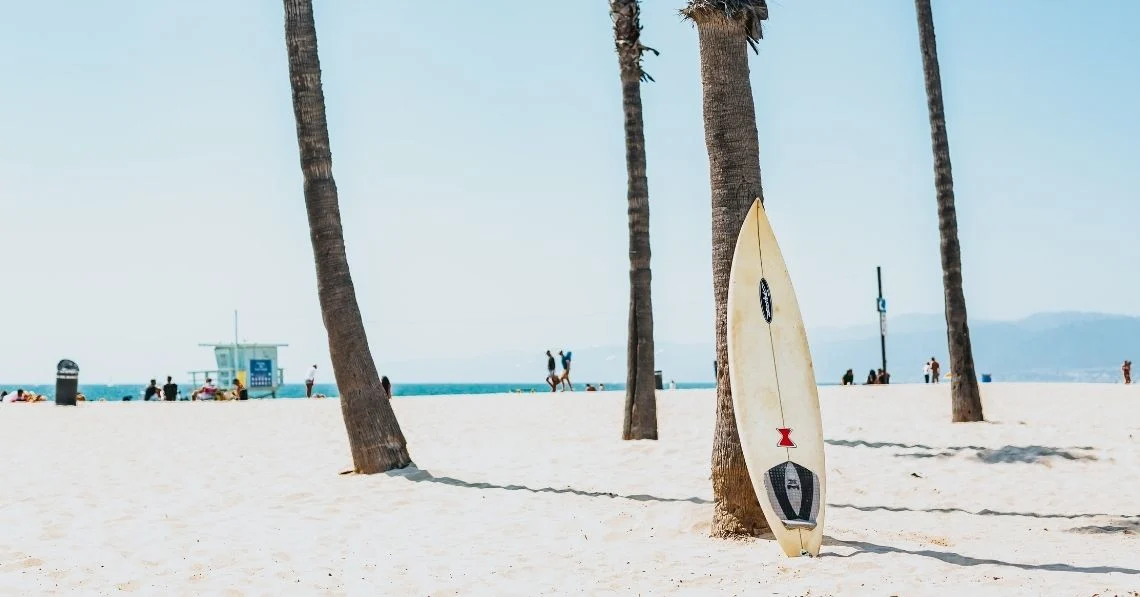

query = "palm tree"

[
  {"left": 681, "top": 0, "right": 771, "bottom": 537},
  {"left": 282, "top": 0, "right": 413, "bottom": 472},
  {"left": 913, "top": 0, "right": 983, "bottom": 422},
  {"left": 611, "top": 0, "right": 659, "bottom": 441}
]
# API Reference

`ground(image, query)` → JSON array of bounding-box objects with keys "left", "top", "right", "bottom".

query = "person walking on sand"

[
  {"left": 930, "top": 357, "right": 941, "bottom": 383},
  {"left": 1123, "top": 360, "right": 1132, "bottom": 384},
  {"left": 162, "top": 376, "right": 178, "bottom": 401},
  {"left": 558, "top": 350, "right": 573, "bottom": 391},
  {"left": 923, "top": 359, "right": 932, "bottom": 384},
  {"left": 305, "top": 364, "right": 318, "bottom": 398},
  {"left": 545, "top": 350, "right": 558, "bottom": 392}
]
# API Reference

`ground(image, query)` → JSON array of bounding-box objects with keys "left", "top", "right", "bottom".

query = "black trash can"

[
  {"left": 654, "top": 370, "right": 663, "bottom": 390},
  {"left": 55, "top": 359, "right": 79, "bottom": 406}
]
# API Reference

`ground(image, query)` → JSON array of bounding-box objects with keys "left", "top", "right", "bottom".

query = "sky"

[{"left": 2, "top": 1, "right": 1138, "bottom": 384}]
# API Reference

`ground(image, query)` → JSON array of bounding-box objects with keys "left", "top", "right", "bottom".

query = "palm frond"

[
  {"left": 611, "top": 0, "right": 659, "bottom": 83},
  {"left": 680, "top": 0, "right": 768, "bottom": 51}
]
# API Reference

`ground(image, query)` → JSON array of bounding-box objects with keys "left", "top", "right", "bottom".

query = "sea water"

[{"left": 0, "top": 381, "right": 718, "bottom": 401}]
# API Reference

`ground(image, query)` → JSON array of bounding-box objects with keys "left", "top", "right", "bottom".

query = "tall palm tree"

[
  {"left": 681, "top": 0, "right": 771, "bottom": 537},
  {"left": 913, "top": 0, "right": 983, "bottom": 422},
  {"left": 611, "top": 0, "right": 659, "bottom": 441},
  {"left": 282, "top": 0, "right": 413, "bottom": 472}
]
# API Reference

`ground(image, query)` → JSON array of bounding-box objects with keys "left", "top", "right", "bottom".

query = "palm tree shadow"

[
  {"left": 821, "top": 537, "right": 1140, "bottom": 575},
  {"left": 386, "top": 466, "right": 713, "bottom": 505},
  {"left": 824, "top": 439, "right": 1097, "bottom": 463},
  {"left": 829, "top": 503, "right": 1139, "bottom": 520}
]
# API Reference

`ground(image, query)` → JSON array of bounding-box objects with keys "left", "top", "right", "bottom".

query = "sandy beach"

[{"left": 0, "top": 383, "right": 1137, "bottom": 596}]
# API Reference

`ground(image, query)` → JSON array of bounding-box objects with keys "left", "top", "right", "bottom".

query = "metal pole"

[
  {"left": 877, "top": 267, "right": 887, "bottom": 374},
  {"left": 233, "top": 310, "right": 239, "bottom": 384}
]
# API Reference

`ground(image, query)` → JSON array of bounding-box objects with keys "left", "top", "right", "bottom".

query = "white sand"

[{"left": 1, "top": 383, "right": 1137, "bottom": 596}]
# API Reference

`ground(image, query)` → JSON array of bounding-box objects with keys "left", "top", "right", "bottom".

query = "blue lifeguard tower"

[{"left": 188, "top": 313, "right": 288, "bottom": 398}]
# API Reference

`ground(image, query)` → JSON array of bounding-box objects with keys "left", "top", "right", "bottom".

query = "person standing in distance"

[{"left": 305, "top": 364, "right": 318, "bottom": 398}]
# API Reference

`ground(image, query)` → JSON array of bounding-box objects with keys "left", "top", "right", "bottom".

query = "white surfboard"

[{"left": 727, "top": 198, "right": 826, "bottom": 557}]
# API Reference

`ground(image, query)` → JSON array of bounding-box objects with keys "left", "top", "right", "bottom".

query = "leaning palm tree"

[
  {"left": 282, "top": 0, "right": 413, "bottom": 472},
  {"left": 611, "top": 0, "right": 659, "bottom": 441},
  {"left": 681, "top": 0, "right": 771, "bottom": 537},
  {"left": 913, "top": 0, "right": 983, "bottom": 423}
]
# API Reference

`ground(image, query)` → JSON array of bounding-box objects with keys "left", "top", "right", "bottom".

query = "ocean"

[{"left": 1, "top": 381, "right": 718, "bottom": 401}]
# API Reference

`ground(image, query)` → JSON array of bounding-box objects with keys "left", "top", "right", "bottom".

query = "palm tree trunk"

[
  {"left": 913, "top": 0, "right": 984, "bottom": 423},
  {"left": 612, "top": 0, "right": 658, "bottom": 441},
  {"left": 282, "top": 0, "right": 414, "bottom": 472},
  {"left": 683, "top": 0, "right": 771, "bottom": 538}
]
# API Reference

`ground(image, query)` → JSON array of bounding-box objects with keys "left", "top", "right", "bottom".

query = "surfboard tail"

[{"left": 761, "top": 461, "right": 822, "bottom": 531}]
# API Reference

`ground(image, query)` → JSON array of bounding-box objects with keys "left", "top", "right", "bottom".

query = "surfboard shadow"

[
  {"left": 385, "top": 466, "right": 713, "bottom": 504},
  {"left": 821, "top": 537, "right": 1140, "bottom": 575},
  {"left": 828, "top": 503, "right": 1139, "bottom": 520}
]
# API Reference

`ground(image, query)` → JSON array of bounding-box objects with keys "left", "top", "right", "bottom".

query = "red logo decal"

[{"left": 777, "top": 428, "right": 796, "bottom": 448}]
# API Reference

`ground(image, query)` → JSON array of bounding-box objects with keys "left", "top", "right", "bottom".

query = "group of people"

[
  {"left": 922, "top": 357, "right": 942, "bottom": 383},
  {"left": 0, "top": 389, "right": 47, "bottom": 403},
  {"left": 544, "top": 350, "right": 573, "bottom": 391},
  {"left": 840, "top": 357, "right": 942, "bottom": 386},
  {"left": 137, "top": 376, "right": 249, "bottom": 401},
  {"left": 841, "top": 368, "right": 892, "bottom": 385}
]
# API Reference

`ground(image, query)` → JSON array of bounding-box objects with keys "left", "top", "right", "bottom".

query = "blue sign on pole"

[
  {"left": 876, "top": 297, "right": 887, "bottom": 313},
  {"left": 250, "top": 359, "right": 273, "bottom": 388}
]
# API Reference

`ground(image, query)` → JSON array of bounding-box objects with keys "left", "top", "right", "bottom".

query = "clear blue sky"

[{"left": 2, "top": 1, "right": 1137, "bottom": 383}]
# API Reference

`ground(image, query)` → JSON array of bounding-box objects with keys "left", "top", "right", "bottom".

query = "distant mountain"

[
  {"left": 382, "top": 312, "right": 1140, "bottom": 384},
  {"left": 810, "top": 311, "right": 1140, "bottom": 383}
]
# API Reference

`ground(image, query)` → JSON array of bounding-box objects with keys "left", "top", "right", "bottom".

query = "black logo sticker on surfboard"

[
  {"left": 762, "top": 462, "right": 820, "bottom": 530},
  {"left": 759, "top": 279, "right": 773, "bottom": 323}
]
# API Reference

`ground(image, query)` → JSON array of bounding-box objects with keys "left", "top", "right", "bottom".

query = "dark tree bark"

[
  {"left": 611, "top": 0, "right": 658, "bottom": 441},
  {"left": 682, "top": 0, "right": 772, "bottom": 538},
  {"left": 914, "top": 0, "right": 984, "bottom": 423},
  {"left": 283, "top": 0, "right": 413, "bottom": 472}
]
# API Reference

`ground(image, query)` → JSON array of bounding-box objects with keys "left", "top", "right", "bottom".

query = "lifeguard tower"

[
  {"left": 189, "top": 313, "right": 288, "bottom": 398},
  {"left": 188, "top": 343, "right": 288, "bottom": 398}
]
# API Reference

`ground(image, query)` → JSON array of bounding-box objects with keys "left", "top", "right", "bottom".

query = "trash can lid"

[{"left": 56, "top": 359, "right": 80, "bottom": 374}]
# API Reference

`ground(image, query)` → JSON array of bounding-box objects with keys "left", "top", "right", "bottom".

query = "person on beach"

[
  {"left": 545, "top": 350, "right": 558, "bottom": 392},
  {"left": 841, "top": 369, "right": 855, "bottom": 385},
  {"left": 864, "top": 369, "right": 877, "bottom": 385},
  {"left": 876, "top": 369, "right": 891, "bottom": 384},
  {"left": 381, "top": 375, "right": 392, "bottom": 399},
  {"left": 1123, "top": 360, "right": 1132, "bottom": 384},
  {"left": 195, "top": 378, "right": 218, "bottom": 400},
  {"left": 923, "top": 359, "right": 932, "bottom": 383},
  {"left": 3, "top": 389, "right": 24, "bottom": 402},
  {"left": 144, "top": 379, "right": 160, "bottom": 401},
  {"left": 162, "top": 376, "right": 178, "bottom": 401},
  {"left": 558, "top": 350, "right": 573, "bottom": 391},
  {"left": 305, "top": 364, "right": 318, "bottom": 398},
  {"left": 930, "top": 357, "right": 941, "bottom": 383},
  {"left": 232, "top": 378, "right": 249, "bottom": 400}
]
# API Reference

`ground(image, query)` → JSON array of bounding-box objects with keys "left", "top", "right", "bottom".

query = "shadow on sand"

[
  {"left": 386, "top": 466, "right": 713, "bottom": 504},
  {"left": 1066, "top": 518, "right": 1140, "bottom": 535},
  {"left": 825, "top": 439, "right": 1097, "bottom": 463},
  {"left": 822, "top": 537, "right": 1140, "bottom": 575},
  {"left": 829, "top": 503, "right": 1139, "bottom": 520}
]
